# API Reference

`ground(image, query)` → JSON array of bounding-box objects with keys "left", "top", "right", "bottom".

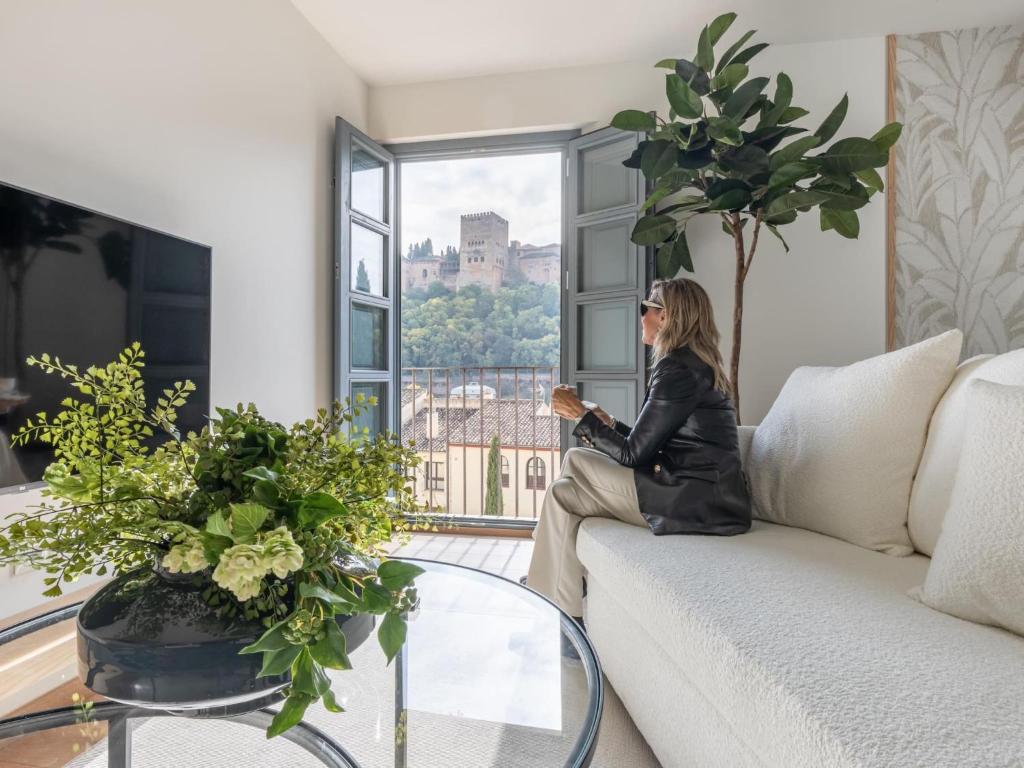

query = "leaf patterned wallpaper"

[{"left": 892, "top": 26, "right": 1024, "bottom": 355}]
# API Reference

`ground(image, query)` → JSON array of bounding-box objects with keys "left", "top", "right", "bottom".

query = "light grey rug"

[{"left": 65, "top": 674, "right": 660, "bottom": 768}]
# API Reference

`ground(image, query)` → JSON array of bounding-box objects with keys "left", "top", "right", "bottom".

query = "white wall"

[
  {"left": 0, "top": 0, "right": 368, "bottom": 612},
  {"left": 371, "top": 38, "right": 888, "bottom": 424}
]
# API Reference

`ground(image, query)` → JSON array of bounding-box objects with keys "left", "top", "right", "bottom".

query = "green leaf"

[
  {"left": 229, "top": 502, "right": 269, "bottom": 543},
  {"left": 764, "top": 208, "right": 797, "bottom": 226},
  {"left": 321, "top": 687, "right": 345, "bottom": 713},
  {"left": 240, "top": 618, "right": 292, "bottom": 654},
  {"left": 715, "top": 29, "right": 755, "bottom": 73},
  {"left": 706, "top": 116, "right": 743, "bottom": 146},
  {"left": 816, "top": 181, "right": 870, "bottom": 210},
  {"left": 706, "top": 179, "right": 749, "bottom": 198},
  {"left": 769, "top": 161, "right": 816, "bottom": 189},
  {"left": 253, "top": 479, "right": 281, "bottom": 508},
  {"left": 640, "top": 185, "right": 674, "bottom": 212},
  {"left": 695, "top": 26, "right": 714, "bottom": 71},
  {"left": 814, "top": 93, "right": 848, "bottom": 143},
  {"left": 722, "top": 77, "right": 769, "bottom": 121},
  {"left": 870, "top": 121, "right": 903, "bottom": 151},
  {"left": 640, "top": 140, "right": 679, "bottom": 179},
  {"left": 654, "top": 58, "right": 677, "bottom": 69},
  {"left": 296, "top": 492, "right": 348, "bottom": 529},
  {"left": 818, "top": 137, "right": 888, "bottom": 173},
  {"left": 710, "top": 62, "right": 748, "bottom": 91},
  {"left": 677, "top": 146, "right": 714, "bottom": 170},
  {"left": 611, "top": 110, "right": 656, "bottom": 132},
  {"left": 205, "top": 511, "right": 234, "bottom": 541},
  {"left": 665, "top": 75, "right": 703, "bottom": 119},
  {"left": 310, "top": 619, "right": 352, "bottom": 670},
  {"left": 769, "top": 136, "right": 822, "bottom": 170},
  {"left": 765, "top": 223, "right": 790, "bottom": 251},
  {"left": 631, "top": 214, "right": 677, "bottom": 246},
  {"left": 377, "top": 560, "right": 425, "bottom": 592},
  {"left": 728, "top": 42, "right": 769, "bottom": 68},
  {"left": 821, "top": 208, "right": 860, "bottom": 238},
  {"left": 299, "top": 582, "right": 356, "bottom": 609},
  {"left": 360, "top": 582, "right": 394, "bottom": 614},
  {"left": 855, "top": 167, "right": 885, "bottom": 193},
  {"left": 718, "top": 145, "right": 769, "bottom": 175},
  {"left": 378, "top": 611, "right": 408, "bottom": 665},
  {"left": 257, "top": 643, "right": 303, "bottom": 678},
  {"left": 708, "top": 12, "right": 737, "bottom": 44},
  {"left": 778, "top": 106, "right": 809, "bottom": 124},
  {"left": 242, "top": 466, "right": 279, "bottom": 484},
  {"left": 673, "top": 59, "right": 710, "bottom": 95},
  {"left": 707, "top": 189, "right": 752, "bottom": 211},
  {"left": 759, "top": 73, "right": 793, "bottom": 127},
  {"left": 764, "top": 190, "right": 831, "bottom": 218},
  {"left": 267, "top": 693, "right": 313, "bottom": 739},
  {"left": 657, "top": 231, "right": 693, "bottom": 278},
  {"left": 291, "top": 649, "right": 331, "bottom": 698}
]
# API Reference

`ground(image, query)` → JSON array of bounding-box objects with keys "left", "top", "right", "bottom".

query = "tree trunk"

[{"left": 730, "top": 216, "right": 746, "bottom": 424}]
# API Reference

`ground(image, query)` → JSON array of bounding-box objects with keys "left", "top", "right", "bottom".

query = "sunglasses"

[{"left": 640, "top": 299, "right": 664, "bottom": 317}]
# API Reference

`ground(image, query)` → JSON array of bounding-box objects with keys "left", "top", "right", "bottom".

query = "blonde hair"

[{"left": 648, "top": 278, "right": 731, "bottom": 396}]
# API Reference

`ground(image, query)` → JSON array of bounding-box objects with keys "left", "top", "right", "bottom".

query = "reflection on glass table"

[{"left": 0, "top": 559, "right": 602, "bottom": 768}]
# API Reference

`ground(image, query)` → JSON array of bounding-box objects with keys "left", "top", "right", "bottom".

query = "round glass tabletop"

[{"left": 0, "top": 559, "right": 602, "bottom": 768}]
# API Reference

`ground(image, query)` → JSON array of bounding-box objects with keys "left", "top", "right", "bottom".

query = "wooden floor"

[
  {"left": 0, "top": 533, "right": 535, "bottom": 768},
  {"left": 388, "top": 531, "right": 534, "bottom": 580}
]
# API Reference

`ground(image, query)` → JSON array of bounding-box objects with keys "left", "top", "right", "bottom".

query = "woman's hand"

[
  {"left": 590, "top": 406, "right": 614, "bottom": 427},
  {"left": 552, "top": 385, "right": 588, "bottom": 420}
]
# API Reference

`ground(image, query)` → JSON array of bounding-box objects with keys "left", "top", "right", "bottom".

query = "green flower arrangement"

[{"left": 0, "top": 344, "right": 426, "bottom": 737}]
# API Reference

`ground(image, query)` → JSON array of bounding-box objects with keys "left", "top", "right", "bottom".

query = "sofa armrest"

[{"left": 737, "top": 425, "right": 756, "bottom": 470}]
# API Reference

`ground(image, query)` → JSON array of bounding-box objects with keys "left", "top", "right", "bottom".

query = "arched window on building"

[
  {"left": 422, "top": 269, "right": 428, "bottom": 278},
  {"left": 500, "top": 456, "right": 510, "bottom": 488},
  {"left": 526, "top": 457, "right": 546, "bottom": 491}
]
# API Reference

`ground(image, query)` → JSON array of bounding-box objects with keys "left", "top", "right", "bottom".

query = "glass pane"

[
  {"left": 351, "top": 223, "right": 385, "bottom": 296},
  {"left": 577, "top": 380, "right": 637, "bottom": 425},
  {"left": 351, "top": 142, "right": 385, "bottom": 221},
  {"left": 578, "top": 218, "right": 636, "bottom": 292},
  {"left": 351, "top": 381, "right": 386, "bottom": 437},
  {"left": 578, "top": 300, "right": 636, "bottom": 371},
  {"left": 350, "top": 303, "right": 386, "bottom": 370},
  {"left": 579, "top": 137, "right": 637, "bottom": 214}
]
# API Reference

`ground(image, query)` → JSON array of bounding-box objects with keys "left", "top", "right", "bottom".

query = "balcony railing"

[{"left": 401, "top": 366, "right": 562, "bottom": 520}]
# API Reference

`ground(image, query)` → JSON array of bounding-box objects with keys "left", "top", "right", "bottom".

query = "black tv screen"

[{"left": 0, "top": 182, "right": 211, "bottom": 491}]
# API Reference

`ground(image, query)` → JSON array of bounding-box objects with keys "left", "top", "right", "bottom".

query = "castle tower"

[{"left": 456, "top": 212, "right": 508, "bottom": 292}]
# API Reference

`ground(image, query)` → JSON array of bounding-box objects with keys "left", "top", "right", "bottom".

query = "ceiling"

[{"left": 290, "top": 0, "right": 1023, "bottom": 86}]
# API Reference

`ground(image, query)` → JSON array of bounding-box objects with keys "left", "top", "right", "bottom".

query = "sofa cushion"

[
  {"left": 915, "top": 380, "right": 1024, "bottom": 636},
  {"left": 749, "top": 329, "right": 962, "bottom": 555},
  {"left": 909, "top": 349, "right": 1024, "bottom": 555},
  {"left": 578, "top": 517, "right": 1024, "bottom": 768}
]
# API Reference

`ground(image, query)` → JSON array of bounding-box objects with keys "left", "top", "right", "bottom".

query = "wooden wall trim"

[{"left": 886, "top": 33, "right": 897, "bottom": 351}]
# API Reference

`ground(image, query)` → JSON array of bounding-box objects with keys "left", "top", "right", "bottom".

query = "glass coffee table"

[{"left": 0, "top": 559, "right": 602, "bottom": 767}]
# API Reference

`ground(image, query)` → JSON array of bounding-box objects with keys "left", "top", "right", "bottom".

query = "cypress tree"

[{"left": 484, "top": 434, "right": 504, "bottom": 516}]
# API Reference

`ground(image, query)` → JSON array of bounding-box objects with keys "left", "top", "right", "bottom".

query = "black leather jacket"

[{"left": 572, "top": 346, "right": 751, "bottom": 536}]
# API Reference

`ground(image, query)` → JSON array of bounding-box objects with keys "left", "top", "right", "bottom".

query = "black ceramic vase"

[{"left": 77, "top": 563, "right": 375, "bottom": 715}]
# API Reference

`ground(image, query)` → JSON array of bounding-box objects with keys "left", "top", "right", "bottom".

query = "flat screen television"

[{"left": 0, "top": 182, "right": 211, "bottom": 492}]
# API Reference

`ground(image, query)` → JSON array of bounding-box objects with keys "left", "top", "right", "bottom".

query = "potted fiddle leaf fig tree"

[{"left": 612, "top": 12, "right": 901, "bottom": 420}]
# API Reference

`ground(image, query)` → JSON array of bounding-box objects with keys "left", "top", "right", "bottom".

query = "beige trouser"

[{"left": 526, "top": 447, "right": 646, "bottom": 617}]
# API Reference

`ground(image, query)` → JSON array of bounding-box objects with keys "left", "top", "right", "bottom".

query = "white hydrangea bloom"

[
  {"left": 262, "top": 527, "right": 304, "bottom": 579},
  {"left": 162, "top": 538, "right": 209, "bottom": 574},
  {"left": 213, "top": 543, "right": 268, "bottom": 601}
]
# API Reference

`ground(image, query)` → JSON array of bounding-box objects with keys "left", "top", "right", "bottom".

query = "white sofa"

[{"left": 579, "top": 425, "right": 1024, "bottom": 768}]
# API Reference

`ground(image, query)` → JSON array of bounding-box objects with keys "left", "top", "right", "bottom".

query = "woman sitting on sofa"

[{"left": 525, "top": 277, "right": 751, "bottom": 619}]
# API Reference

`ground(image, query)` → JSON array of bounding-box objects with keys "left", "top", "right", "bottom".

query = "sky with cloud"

[{"left": 400, "top": 152, "right": 562, "bottom": 254}]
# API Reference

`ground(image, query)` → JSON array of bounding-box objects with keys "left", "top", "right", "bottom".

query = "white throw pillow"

[
  {"left": 909, "top": 350, "right": 1024, "bottom": 555},
  {"left": 749, "top": 330, "right": 962, "bottom": 555},
  {"left": 915, "top": 380, "right": 1024, "bottom": 636}
]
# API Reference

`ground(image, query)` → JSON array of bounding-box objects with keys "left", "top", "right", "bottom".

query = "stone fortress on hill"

[{"left": 403, "top": 211, "right": 559, "bottom": 292}]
